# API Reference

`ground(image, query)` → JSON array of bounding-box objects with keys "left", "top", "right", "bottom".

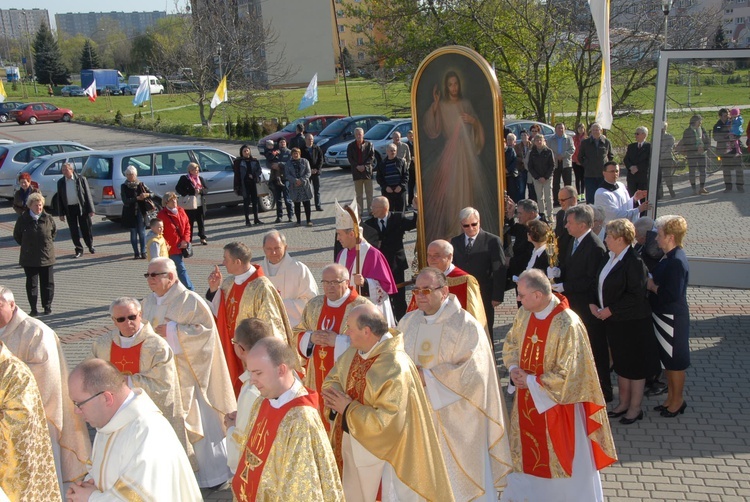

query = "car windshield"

[
  {"left": 20, "top": 158, "right": 46, "bottom": 174},
  {"left": 81, "top": 155, "right": 113, "bottom": 180},
  {"left": 281, "top": 118, "right": 305, "bottom": 133},
  {"left": 318, "top": 119, "right": 347, "bottom": 137},
  {"left": 364, "top": 123, "right": 394, "bottom": 140}
]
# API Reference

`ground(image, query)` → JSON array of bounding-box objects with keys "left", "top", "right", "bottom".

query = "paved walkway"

[{"left": 1, "top": 161, "right": 749, "bottom": 501}]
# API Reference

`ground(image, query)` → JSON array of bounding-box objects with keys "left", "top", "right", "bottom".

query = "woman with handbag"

[
  {"left": 176, "top": 162, "right": 208, "bottom": 245},
  {"left": 120, "top": 165, "right": 155, "bottom": 259},
  {"left": 284, "top": 148, "right": 314, "bottom": 227},
  {"left": 157, "top": 192, "right": 194, "bottom": 291}
]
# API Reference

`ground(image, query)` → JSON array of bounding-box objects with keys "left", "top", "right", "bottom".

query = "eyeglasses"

[
  {"left": 413, "top": 286, "right": 441, "bottom": 296},
  {"left": 230, "top": 338, "right": 244, "bottom": 348},
  {"left": 72, "top": 390, "right": 104, "bottom": 409},
  {"left": 559, "top": 196, "right": 574, "bottom": 203},
  {"left": 113, "top": 314, "right": 139, "bottom": 323},
  {"left": 462, "top": 222, "right": 479, "bottom": 228},
  {"left": 143, "top": 272, "right": 169, "bottom": 278},
  {"left": 321, "top": 279, "right": 347, "bottom": 286}
]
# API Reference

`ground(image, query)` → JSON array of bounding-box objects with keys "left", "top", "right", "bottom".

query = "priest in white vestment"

[
  {"left": 399, "top": 268, "right": 512, "bottom": 501},
  {"left": 141, "top": 258, "right": 237, "bottom": 488},
  {"left": 66, "top": 359, "right": 201, "bottom": 502},
  {"left": 261, "top": 230, "right": 318, "bottom": 328}
]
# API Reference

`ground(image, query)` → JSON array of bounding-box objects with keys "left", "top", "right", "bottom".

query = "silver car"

[
  {"left": 79, "top": 145, "right": 274, "bottom": 218},
  {"left": 324, "top": 118, "right": 413, "bottom": 168},
  {"left": 16, "top": 151, "right": 99, "bottom": 213},
  {"left": 0, "top": 141, "right": 92, "bottom": 199}
]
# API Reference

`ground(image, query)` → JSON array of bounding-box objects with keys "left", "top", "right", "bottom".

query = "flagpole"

[
  {"left": 330, "top": 0, "right": 352, "bottom": 116},
  {"left": 218, "top": 43, "right": 227, "bottom": 138},
  {"left": 149, "top": 91, "right": 154, "bottom": 119}
]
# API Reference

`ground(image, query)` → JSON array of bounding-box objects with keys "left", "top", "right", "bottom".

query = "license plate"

[{"left": 328, "top": 158, "right": 338, "bottom": 164}]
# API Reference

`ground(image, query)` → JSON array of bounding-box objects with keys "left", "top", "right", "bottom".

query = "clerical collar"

[
  {"left": 533, "top": 295, "right": 560, "bottom": 320},
  {"left": 444, "top": 263, "right": 455, "bottom": 275},
  {"left": 234, "top": 265, "right": 256, "bottom": 285},
  {"left": 360, "top": 332, "right": 393, "bottom": 358},
  {"left": 600, "top": 180, "right": 619, "bottom": 192},
  {"left": 269, "top": 378, "right": 303, "bottom": 409},
  {"left": 423, "top": 297, "right": 451, "bottom": 324},
  {"left": 266, "top": 255, "right": 285, "bottom": 276},
  {"left": 327, "top": 288, "right": 352, "bottom": 308},
  {"left": 112, "top": 390, "right": 136, "bottom": 419},
  {"left": 239, "top": 370, "right": 252, "bottom": 383},
  {"left": 153, "top": 283, "right": 177, "bottom": 305},
  {"left": 119, "top": 323, "right": 144, "bottom": 348}
]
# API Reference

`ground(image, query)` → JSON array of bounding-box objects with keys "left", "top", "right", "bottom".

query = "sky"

[{"left": 5, "top": 2, "right": 184, "bottom": 30}]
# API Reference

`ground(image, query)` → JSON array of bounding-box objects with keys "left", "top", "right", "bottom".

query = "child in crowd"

[
  {"left": 728, "top": 107, "right": 744, "bottom": 155},
  {"left": 145, "top": 218, "right": 170, "bottom": 261}
]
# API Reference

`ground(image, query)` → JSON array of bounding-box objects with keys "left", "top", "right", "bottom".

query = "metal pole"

[
  {"left": 330, "top": 0, "right": 351, "bottom": 116},
  {"left": 218, "top": 43, "right": 227, "bottom": 137}
]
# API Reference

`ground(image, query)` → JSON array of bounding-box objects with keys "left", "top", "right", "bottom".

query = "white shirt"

[
  {"left": 597, "top": 246, "right": 630, "bottom": 308},
  {"left": 526, "top": 245, "right": 547, "bottom": 271},
  {"left": 234, "top": 265, "right": 257, "bottom": 285}
]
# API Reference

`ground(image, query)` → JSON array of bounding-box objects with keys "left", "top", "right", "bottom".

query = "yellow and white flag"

[
  {"left": 589, "top": 0, "right": 612, "bottom": 129},
  {"left": 210, "top": 76, "right": 228, "bottom": 109},
  {"left": 0, "top": 79, "right": 6, "bottom": 102}
]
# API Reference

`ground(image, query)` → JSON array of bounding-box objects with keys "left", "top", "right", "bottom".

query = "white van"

[{"left": 128, "top": 75, "right": 164, "bottom": 95}]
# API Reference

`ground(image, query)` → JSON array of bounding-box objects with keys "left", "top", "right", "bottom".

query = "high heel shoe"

[
  {"left": 653, "top": 405, "right": 666, "bottom": 412},
  {"left": 619, "top": 411, "right": 644, "bottom": 425},
  {"left": 607, "top": 410, "right": 627, "bottom": 418},
  {"left": 660, "top": 401, "right": 687, "bottom": 418}
]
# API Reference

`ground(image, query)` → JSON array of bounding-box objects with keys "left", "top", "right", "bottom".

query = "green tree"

[
  {"left": 340, "top": 47, "right": 355, "bottom": 72},
  {"left": 58, "top": 33, "right": 88, "bottom": 74},
  {"left": 80, "top": 39, "right": 102, "bottom": 69},
  {"left": 33, "top": 22, "right": 70, "bottom": 85},
  {"left": 714, "top": 27, "right": 729, "bottom": 49}
]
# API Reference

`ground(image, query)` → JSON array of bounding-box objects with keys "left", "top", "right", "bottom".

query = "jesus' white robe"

[{"left": 262, "top": 252, "right": 319, "bottom": 329}]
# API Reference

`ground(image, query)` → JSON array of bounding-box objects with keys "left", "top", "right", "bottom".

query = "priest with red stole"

[
  {"left": 406, "top": 239, "right": 487, "bottom": 332},
  {"left": 334, "top": 198, "right": 398, "bottom": 327},
  {"left": 295, "top": 263, "right": 370, "bottom": 429},
  {"left": 207, "top": 241, "right": 295, "bottom": 396},
  {"left": 232, "top": 338, "right": 342, "bottom": 501},
  {"left": 502, "top": 270, "right": 616, "bottom": 501}
]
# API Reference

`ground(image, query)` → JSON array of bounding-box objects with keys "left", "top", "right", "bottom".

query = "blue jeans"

[
  {"left": 129, "top": 211, "right": 146, "bottom": 255},
  {"left": 170, "top": 253, "right": 194, "bottom": 291},
  {"left": 585, "top": 177, "right": 602, "bottom": 204}
]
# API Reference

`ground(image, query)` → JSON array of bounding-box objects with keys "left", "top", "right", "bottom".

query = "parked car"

[
  {"left": 257, "top": 115, "right": 345, "bottom": 156},
  {"left": 504, "top": 119, "right": 574, "bottom": 138},
  {"left": 101, "top": 84, "right": 122, "bottom": 96},
  {"left": 10, "top": 103, "right": 74, "bottom": 125},
  {"left": 0, "top": 101, "right": 25, "bottom": 123},
  {"left": 80, "top": 145, "right": 274, "bottom": 219},
  {"left": 119, "top": 83, "right": 133, "bottom": 95},
  {"left": 15, "top": 151, "right": 98, "bottom": 214},
  {"left": 0, "top": 141, "right": 92, "bottom": 199},
  {"left": 314, "top": 115, "right": 390, "bottom": 156},
  {"left": 61, "top": 85, "right": 85, "bottom": 97},
  {"left": 324, "top": 118, "right": 412, "bottom": 168}
]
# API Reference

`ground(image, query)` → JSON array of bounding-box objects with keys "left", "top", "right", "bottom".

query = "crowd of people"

[{"left": 4, "top": 118, "right": 698, "bottom": 502}]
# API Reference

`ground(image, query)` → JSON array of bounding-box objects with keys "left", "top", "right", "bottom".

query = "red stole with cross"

[
  {"left": 110, "top": 341, "right": 142, "bottom": 375},
  {"left": 231, "top": 391, "right": 318, "bottom": 501},
  {"left": 216, "top": 266, "right": 264, "bottom": 397}
]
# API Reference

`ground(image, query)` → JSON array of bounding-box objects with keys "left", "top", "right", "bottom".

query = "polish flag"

[{"left": 84, "top": 80, "right": 97, "bottom": 102}]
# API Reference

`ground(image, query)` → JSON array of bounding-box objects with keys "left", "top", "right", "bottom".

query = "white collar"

[
  {"left": 112, "top": 390, "right": 136, "bottom": 418},
  {"left": 269, "top": 378, "right": 303, "bottom": 409},
  {"left": 422, "top": 297, "right": 451, "bottom": 324},
  {"left": 326, "top": 288, "right": 352, "bottom": 308},
  {"left": 444, "top": 263, "right": 455, "bottom": 275},
  {"left": 360, "top": 332, "right": 393, "bottom": 359},
  {"left": 239, "top": 370, "right": 252, "bottom": 383},
  {"left": 119, "top": 323, "right": 144, "bottom": 348},
  {"left": 465, "top": 233, "right": 478, "bottom": 245},
  {"left": 575, "top": 229, "right": 592, "bottom": 243},
  {"left": 531, "top": 245, "right": 547, "bottom": 260},
  {"left": 29, "top": 210, "right": 41, "bottom": 220},
  {"left": 234, "top": 265, "right": 256, "bottom": 285},
  {"left": 533, "top": 295, "right": 560, "bottom": 320},
  {"left": 379, "top": 214, "right": 389, "bottom": 225},
  {"left": 153, "top": 282, "right": 179, "bottom": 305}
]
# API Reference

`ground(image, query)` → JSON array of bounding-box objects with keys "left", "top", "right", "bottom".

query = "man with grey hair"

[
  {"left": 505, "top": 198, "right": 545, "bottom": 289},
  {"left": 0, "top": 286, "right": 91, "bottom": 492},
  {"left": 56, "top": 162, "right": 95, "bottom": 258},
  {"left": 549, "top": 122, "right": 575, "bottom": 206},
  {"left": 399, "top": 268, "right": 512, "bottom": 500},
  {"left": 555, "top": 186, "right": 578, "bottom": 268},
  {"left": 501, "top": 269, "right": 616, "bottom": 501},
  {"left": 141, "top": 258, "right": 236, "bottom": 488},
  {"left": 261, "top": 230, "right": 318, "bottom": 328},
  {"left": 66, "top": 359, "right": 201, "bottom": 502},
  {"left": 376, "top": 142, "right": 409, "bottom": 211},
  {"left": 623, "top": 125, "right": 652, "bottom": 196},
  {"left": 346, "top": 127, "right": 376, "bottom": 216},
  {"left": 451, "top": 207, "right": 507, "bottom": 332},
  {"left": 90, "top": 296, "right": 193, "bottom": 463},
  {"left": 577, "top": 122, "right": 614, "bottom": 204}
]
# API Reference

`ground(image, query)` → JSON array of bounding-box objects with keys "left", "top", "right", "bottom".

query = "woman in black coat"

[
  {"left": 233, "top": 144, "right": 264, "bottom": 226},
  {"left": 590, "top": 218, "right": 659, "bottom": 425},
  {"left": 121, "top": 165, "right": 154, "bottom": 259},
  {"left": 13, "top": 192, "right": 56, "bottom": 316},
  {"left": 175, "top": 162, "right": 208, "bottom": 245}
]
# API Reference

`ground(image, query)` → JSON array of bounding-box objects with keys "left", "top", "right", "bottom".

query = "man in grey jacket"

[
  {"left": 548, "top": 122, "right": 575, "bottom": 206},
  {"left": 56, "top": 163, "right": 95, "bottom": 258}
]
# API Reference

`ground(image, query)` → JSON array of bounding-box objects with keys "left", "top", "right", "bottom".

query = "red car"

[{"left": 10, "top": 102, "right": 74, "bottom": 125}]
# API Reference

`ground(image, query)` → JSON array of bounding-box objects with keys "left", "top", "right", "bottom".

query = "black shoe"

[
  {"left": 295, "top": 221, "right": 301, "bottom": 227},
  {"left": 619, "top": 411, "right": 644, "bottom": 425},
  {"left": 288, "top": 216, "right": 293, "bottom": 223},
  {"left": 660, "top": 401, "right": 687, "bottom": 418},
  {"left": 89, "top": 246, "right": 96, "bottom": 254},
  {"left": 140, "top": 253, "right": 147, "bottom": 259},
  {"left": 316, "top": 206, "right": 323, "bottom": 212},
  {"left": 653, "top": 404, "right": 666, "bottom": 412},
  {"left": 74, "top": 251, "right": 83, "bottom": 258},
  {"left": 275, "top": 217, "right": 282, "bottom": 223},
  {"left": 644, "top": 383, "right": 668, "bottom": 397},
  {"left": 30, "top": 309, "right": 39, "bottom": 317},
  {"left": 607, "top": 409, "right": 627, "bottom": 418},
  {"left": 254, "top": 219, "right": 264, "bottom": 225},
  {"left": 134, "top": 253, "right": 140, "bottom": 260},
  {"left": 245, "top": 220, "right": 252, "bottom": 227}
]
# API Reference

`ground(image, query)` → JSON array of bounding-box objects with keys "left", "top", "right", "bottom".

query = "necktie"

[
  {"left": 466, "top": 237, "right": 474, "bottom": 254},
  {"left": 379, "top": 219, "right": 385, "bottom": 232},
  {"left": 571, "top": 239, "right": 579, "bottom": 254}
]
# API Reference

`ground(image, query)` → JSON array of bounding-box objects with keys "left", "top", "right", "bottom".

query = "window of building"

[
  {"left": 358, "top": 52, "right": 365, "bottom": 61},
  {"left": 339, "top": 25, "right": 345, "bottom": 32},
  {"left": 357, "top": 38, "right": 365, "bottom": 46},
  {"left": 337, "top": 10, "right": 344, "bottom": 17}
]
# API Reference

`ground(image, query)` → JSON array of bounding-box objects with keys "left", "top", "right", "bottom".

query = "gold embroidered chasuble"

[
  {"left": 0, "top": 308, "right": 91, "bottom": 484},
  {"left": 0, "top": 342, "right": 61, "bottom": 502},
  {"left": 141, "top": 282, "right": 236, "bottom": 444},
  {"left": 323, "top": 332, "right": 455, "bottom": 502},
  {"left": 502, "top": 297, "right": 617, "bottom": 478},
  {"left": 91, "top": 321, "right": 196, "bottom": 468},
  {"left": 399, "top": 295, "right": 512, "bottom": 501}
]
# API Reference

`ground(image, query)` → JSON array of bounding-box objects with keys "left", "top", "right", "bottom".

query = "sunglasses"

[
  {"left": 413, "top": 287, "right": 440, "bottom": 296},
  {"left": 113, "top": 314, "right": 139, "bottom": 323},
  {"left": 559, "top": 196, "right": 574, "bottom": 203},
  {"left": 72, "top": 390, "right": 104, "bottom": 409},
  {"left": 462, "top": 222, "right": 479, "bottom": 228},
  {"left": 143, "top": 272, "right": 169, "bottom": 278}
]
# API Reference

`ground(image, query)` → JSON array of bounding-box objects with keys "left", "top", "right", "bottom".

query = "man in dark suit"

[
  {"left": 301, "top": 133, "right": 324, "bottom": 211},
  {"left": 56, "top": 162, "right": 95, "bottom": 258},
  {"left": 450, "top": 207, "right": 507, "bottom": 334},
  {"left": 504, "top": 198, "right": 545, "bottom": 287},
  {"left": 548, "top": 204, "right": 610, "bottom": 401},
  {"left": 623, "top": 125, "right": 652, "bottom": 197},
  {"left": 364, "top": 196, "right": 416, "bottom": 321},
  {"left": 554, "top": 185, "right": 578, "bottom": 269}
]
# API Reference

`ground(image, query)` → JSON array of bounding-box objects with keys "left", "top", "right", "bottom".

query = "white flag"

[
  {"left": 210, "top": 76, "right": 228, "bottom": 109},
  {"left": 132, "top": 79, "right": 151, "bottom": 107},
  {"left": 589, "top": 0, "right": 613, "bottom": 129},
  {"left": 83, "top": 79, "right": 97, "bottom": 102},
  {"left": 298, "top": 73, "right": 318, "bottom": 111}
]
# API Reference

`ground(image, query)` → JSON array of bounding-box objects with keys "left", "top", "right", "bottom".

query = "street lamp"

[{"left": 662, "top": 0, "right": 673, "bottom": 50}]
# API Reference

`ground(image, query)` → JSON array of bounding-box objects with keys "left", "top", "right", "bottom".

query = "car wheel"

[
  {"left": 0, "top": 114, "right": 7, "bottom": 123},
  {"left": 62, "top": 114, "right": 71, "bottom": 122},
  {"left": 259, "top": 192, "right": 275, "bottom": 212},
  {"left": 28, "top": 116, "right": 37, "bottom": 125}
]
